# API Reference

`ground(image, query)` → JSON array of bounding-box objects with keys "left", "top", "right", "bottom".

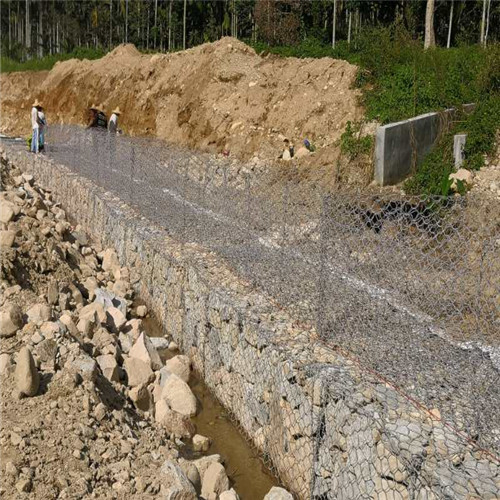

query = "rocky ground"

[
  {"left": 0, "top": 158, "right": 292, "bottom": 499},
  {"left": 449, "top": 136, "right": 500, "bottom": 202}
]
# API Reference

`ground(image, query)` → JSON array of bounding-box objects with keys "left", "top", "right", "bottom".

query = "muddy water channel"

[{"left": 141, "top": 314, "right": 278, "bottom": 499}]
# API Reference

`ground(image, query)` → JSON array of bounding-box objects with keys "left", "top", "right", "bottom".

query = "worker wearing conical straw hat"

[
  {"left": 87, "top": 102, "right": 107, "bottom": 129},
  {"left": 87, "top": 103, "right": 99, "bottom": 129},
  {"left": 108, "top": 107, "right": 122, "bottom": 134},
  {"left": 97, "top": 104, "right": 108, "bottom": 129},
  {"left": 30, "top": 99, "right": 42, "bottom": 153}
]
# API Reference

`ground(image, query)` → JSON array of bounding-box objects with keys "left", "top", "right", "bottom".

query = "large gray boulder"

[
  {"left": 27, "top": 303, "right": 52, "bottom": 323},
  {"left": 65, "top": 352, "right": 98, "bottom": 383},
  {"left": 129, "top": 332, "right": 162, "bottom": 370},
  {"left": 159, "top": 460, "right": 197, "bottom": 500},
  {"left": 201, "top": 462, "right": 230, "bottom": 499},
  {"left": 0, "top": 304, "right": 23, "bottom": 338},
  {"left": 160, "top": 372, "right": 197, "bottom": 417},
  {"left": 129, "top": 382, "right": 153, "bottom": 411},
  {"left": 101, "top": 248, "right": 121, "bottom": 278},
  {"left": 0, "top": 353, "right": 12, "bottom": 375},
  {"left": 192, "top": 455, "right": 222, "bottom": 483},
  {"left": 96, "top": 354, "right": 119, "bottom": 382},
  {"left": 123, "top": 356, "right": 154, "bottom": 387},
  {"left": 220, "top": 489, "right": 240, "bottom": 500},
  {"left": 155, "top": 399, "right": 196, "bottom": 438},
  {"left": 0, "top": 230, "right": 15, "bottom": 247},
  {"left": 263, "top": 487, "right": 294, "bottom": 500},
  {"left": 164, "top": 355, "right": 191, "bottom": 383},
  {"left": 15, "top": 347, "right": 40, "bottom": 397}
]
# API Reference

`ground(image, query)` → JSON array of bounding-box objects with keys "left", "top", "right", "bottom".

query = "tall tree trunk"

[
  {"left": 447, "top": 0, "right": 454, "bottom": 48},
  {"left": 183, "top": 0, "right": 187, "bottom": 50},
  {"left": 110, "top": 0, "right": 113, "bottom": 50},
  {"left": 147, "top": 2, "right": 150, "bottom": 49},
  {"left": 125, "top": 0, "right": 129, "bottom": 43},
  {"left": 39, "top": 0, "right": 43, "bottom": 58},
  {"left": 354, "top": 8, "right": 359, "bottom": 48},
  {"left": 154, "top": 0, "right": 158, "bottom": 48},
  {"left": 331, "top": 0, "right": 337, "bottom": 48},
  {"left": 26, "top": 0, "right": 30, "bottom": 55},
  {"left": 424, "top": 0, "right": 436, "bottom": 49},
  {"left": 139, "top": 1, "right": 143, "bottom": 48},
  {"left": 168, "top": 0, "right": 173, "bottom": 51},
  {"left": 484, "top": 0, "right": 491, "bottom": 45},
  {"left": 17, "top": 1, "right": 20, "bottom": 44},
  {"left": 347, "top": 9, "right": 352, "bottom": 45},
  {"left": 232, "top": 0, "right": 236, "bottom": 37},
  {"left": 480, "top": 0, "right": 486, "bottom": 44},
  {"left": 8, "top": 0, "right": 11, "bottom": 53}
]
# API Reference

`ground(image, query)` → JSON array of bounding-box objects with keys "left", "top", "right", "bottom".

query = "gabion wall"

[{"left": 3, "top": 125, "right": 499, "bottom": 499}]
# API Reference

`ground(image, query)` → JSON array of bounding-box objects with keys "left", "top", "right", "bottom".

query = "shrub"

[{"left": 340, "top": 121, "right": 373, "bottom": 160}]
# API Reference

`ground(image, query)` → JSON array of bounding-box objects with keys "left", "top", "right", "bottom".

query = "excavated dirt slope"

[{"left": 0, "top": 38, "right": 362, "bottom": 166}]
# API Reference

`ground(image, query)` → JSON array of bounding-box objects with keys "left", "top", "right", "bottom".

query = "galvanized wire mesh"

[{"left": 39, "top": 125, "right": 499, "bottom": 498}]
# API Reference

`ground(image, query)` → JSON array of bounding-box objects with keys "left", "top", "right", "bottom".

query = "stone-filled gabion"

[{"left": 2, "top": 128, "right": 499, "bottom": 499}]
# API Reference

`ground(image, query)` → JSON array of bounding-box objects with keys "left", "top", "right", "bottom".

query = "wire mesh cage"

[{"left": 39, "top": 125, "right": 500, "bottom": 499}]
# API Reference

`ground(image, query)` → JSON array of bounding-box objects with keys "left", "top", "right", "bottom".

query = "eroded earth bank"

[{"left": 0, "top": 38, "right": 362, "bottom": 171}]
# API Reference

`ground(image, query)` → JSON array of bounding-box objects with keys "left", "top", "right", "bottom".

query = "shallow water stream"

[{"left": 141, "top": 312, "right": 278, "bottom": 499}]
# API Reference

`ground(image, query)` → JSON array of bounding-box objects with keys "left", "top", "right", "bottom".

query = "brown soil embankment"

[{"left": 0, "top": 38, "right": 362, "bottom": 166}]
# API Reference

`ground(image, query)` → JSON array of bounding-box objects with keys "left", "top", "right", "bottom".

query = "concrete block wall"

[
  {"left": 374, "top": 109, "right": 455, "bottom": 186},
  {"left": 5, "top": 148, "right": 499, "bottom": 499},
  {"left": 374, "top": 104, "right": 476, "bottom": 186}
]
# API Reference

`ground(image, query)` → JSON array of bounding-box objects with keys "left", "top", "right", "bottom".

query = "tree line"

[{"left": 1, "top": 0, "right": 499, "bottom": 61}]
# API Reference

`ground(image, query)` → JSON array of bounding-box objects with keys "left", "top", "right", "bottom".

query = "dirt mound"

[
  {"left": 0, "top": 37, "right": 362, "bottom": 166},
  {"left": 103, "top": 42, "right": 142, "bottom": 60}
]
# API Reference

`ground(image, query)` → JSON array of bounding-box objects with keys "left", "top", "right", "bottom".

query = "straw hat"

[
  {"left": 32, "top": 99, "right": 42, "bottom": 108},
  {"left": 98, "top": 103, "right": 105, "bottom": 113},
  {"left": 111, "top": 107, "right": 121, "bottom": 116},
  {"left": 89, "top": 103, "right": 98, "bottom": 111}
]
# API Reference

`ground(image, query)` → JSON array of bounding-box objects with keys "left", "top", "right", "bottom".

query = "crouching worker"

[{"left": 87, "top": 103, "right": 108, "bottom": 129}]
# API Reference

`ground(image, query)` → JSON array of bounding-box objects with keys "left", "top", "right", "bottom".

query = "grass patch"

[
  {"left": 340, "top": 121, "right": 373, "bottom": 160},
  {"left": 0, "top": 48, "right": 105, "bottom": 73},
  {"left": 404, "top": 95, "right": 500, "bottom": 196}
]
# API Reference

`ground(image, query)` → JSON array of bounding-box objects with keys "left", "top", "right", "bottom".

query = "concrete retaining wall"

[
  {"left": 374, "top": 110, "right": 455, "bottom": 186},
  {"left": 4, "top": 147, "right": 499, "bottom": 499},
  {"left": 374, "top": 104, "right": 475, "bottom": 186}
]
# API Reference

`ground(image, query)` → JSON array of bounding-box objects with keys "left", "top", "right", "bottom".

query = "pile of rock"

[
  {"left": 0, "top": 159, "right": 290, "bottom": 498},
  {"left": 450, "top": 138, "right": 500, "bottom": 200}
]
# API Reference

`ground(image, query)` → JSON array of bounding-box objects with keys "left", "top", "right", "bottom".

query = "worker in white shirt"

[
  {"left": 31, "top": 99, "right": 42, "bottom": 153},
  {"left": 108, "top": 107, "right": 122, "bottom": 134}
]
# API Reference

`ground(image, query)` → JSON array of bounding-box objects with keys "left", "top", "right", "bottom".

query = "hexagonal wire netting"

[{"left": 42, "top": 125, "right": 499, "bottom": 499}]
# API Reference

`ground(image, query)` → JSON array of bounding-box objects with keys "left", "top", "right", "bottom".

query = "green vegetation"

[
  {"left": 0, "top": 47, "right": 105, "bottom": 73},
  {"left": 251, "top": 27, "right": 495, "bottom": 126},
  {"left": 252, "top": 26, "right": 500, "bottom": 196},
  {"left": 403, "top": 43, "right": 500, "bottom": 195},
  {"left": 340, "top": 121, "right": 374, "bottom": 160},
  {"left": 404, "top": 95, "right": 500, "bottom": 195}
]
